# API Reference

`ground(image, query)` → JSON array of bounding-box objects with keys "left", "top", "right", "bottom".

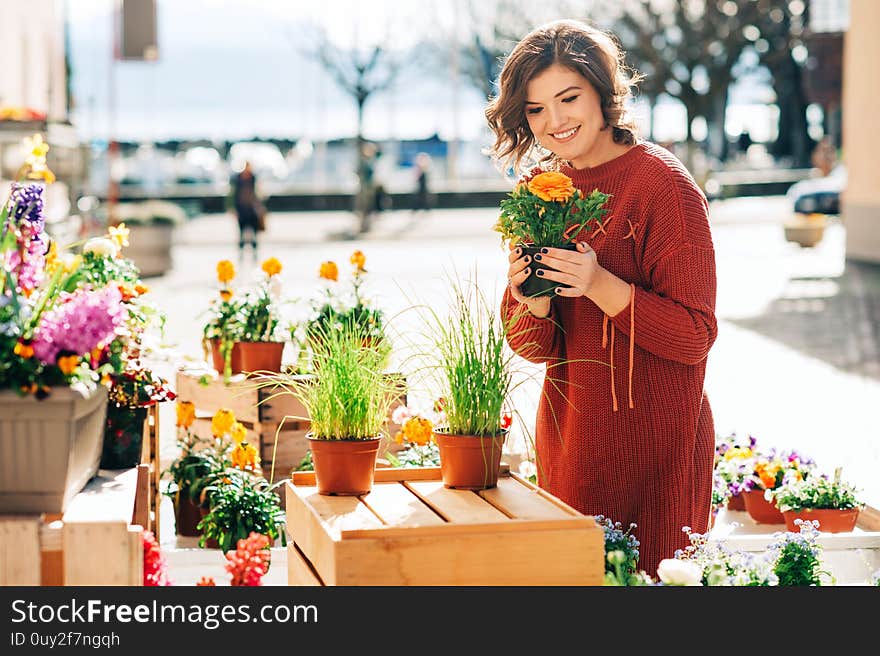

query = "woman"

[
  {"left": 232, "top": 160, "right": 261, "bottom": 260},
  {"left": 486, "top": 19, "right": 717, "bottom": 576}
]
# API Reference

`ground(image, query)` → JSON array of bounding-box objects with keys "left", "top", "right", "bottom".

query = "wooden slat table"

[{"left": 285, "top": 466, "right": 604, "bottom": 586}]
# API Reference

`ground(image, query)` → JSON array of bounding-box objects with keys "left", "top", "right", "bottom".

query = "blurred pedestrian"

[
  {"left": 737, "top": 130, "right": 752, "bottom": 158},
  {"left": 811, "top": 136, "right": 837, "bottom": 177},
  {"left": 231, "top": 160, "right": 261, "bottom": 261},
  {"left": 355, "top": 142, "right": 379, "bottom": 233},
  {"left": 487, "top": 19, "right": 717, "bottom": 578},
  {"left": 412, "top": 152, "right": 433, "bottom": 216}
]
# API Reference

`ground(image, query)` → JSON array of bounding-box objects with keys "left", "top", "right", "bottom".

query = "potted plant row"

[{"left": 771, "top": 468, "right": 866, "bottom": 533}]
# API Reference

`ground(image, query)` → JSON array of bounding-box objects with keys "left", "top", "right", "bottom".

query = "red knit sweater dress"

[{"left": 502, "top": 142, "right": 717, "bottom": 576}]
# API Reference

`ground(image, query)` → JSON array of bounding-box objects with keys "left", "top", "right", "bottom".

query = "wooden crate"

[
  {"left": 285, "top": 466, "right": 605, "bottom": 586},
  {"left": 177, "top": 368, "right": 407, "bottom": 478},
  {"left": 0, "top": 467, "right": 147, "bottom": 586}
]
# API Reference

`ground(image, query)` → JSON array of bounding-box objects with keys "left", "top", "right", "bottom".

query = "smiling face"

[{"left": 525, "top": 63, "right": 621, "bottom": 169}]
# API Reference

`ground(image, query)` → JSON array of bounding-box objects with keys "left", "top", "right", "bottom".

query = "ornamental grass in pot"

[
  {"left": 772, "top": 468, "right": 866, "bottom": 534},
  {"left": 493, "top": 169, "right": 610, "bottom": 298},
  {"left": 256, "top": 317, "right": 402, "bottom": 495}
]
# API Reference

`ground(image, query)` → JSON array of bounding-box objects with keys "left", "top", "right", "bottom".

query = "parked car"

[{"left": 787, "top": 164, "right": 846, "bottom": 216}]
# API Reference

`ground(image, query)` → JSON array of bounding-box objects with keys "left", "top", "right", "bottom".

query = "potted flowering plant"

[
  {"left": 257, "top": 317, "right": 403, "bottom": 495},
  {"left": 291, "top": 250, "right": 388, "bottom": 373},
  {"left": 742, "top": 448, "right": 816, "bottom": 524},
  {"left": 237, "top": 257, "right": 286, "bottom": 374},
  {"left": 771, "top": 468, "right": 866, "bottom": 533},
  {"left": 0, "top": 135, "right": 132, "bottom": 512},
  {"left": 493, "top": 169, "right": 610, "bottom": 297},
  {"left": 713, "top": 432, "right": 758, "bottom": 511},
  {"left": 383, "top": 403, "right": 442, "bottom": 468},
  {"left": 201, "top": 259, "right": 244, "bottom": 380}
]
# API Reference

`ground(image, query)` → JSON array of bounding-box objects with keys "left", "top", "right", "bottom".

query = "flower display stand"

[
  {"left": 0, "top": 385, "right": 108, "bottom": 514},
  {"left": 175, "top": 367, "right": 407, "bottom": 481},
  {"left": 285, "top": 466, "right": 605, "bottom": 585},
  {"left": 0, "top": 466, "right": 149, "bottom": 585}
]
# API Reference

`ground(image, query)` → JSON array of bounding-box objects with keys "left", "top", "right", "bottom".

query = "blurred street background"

[{"left": 2, "top": 0, "right": 878, "bottom": 509}]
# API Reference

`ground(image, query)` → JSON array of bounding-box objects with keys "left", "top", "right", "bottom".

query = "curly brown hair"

[{"left": 485, "top": 19, "right": 644, "bottom": 174}]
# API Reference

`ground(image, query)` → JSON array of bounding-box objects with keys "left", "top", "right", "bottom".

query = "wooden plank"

[
  {"left": 40, "top": 521, "right": 63, "bottom": 586},
  {"left": 132, "top": 463, "right": 150, "bottom": 530},
  {"left": 287, "top": 542, "right": 324, "bottom": 586},
  {"left": 360, "top": 482, "right": 445, "bottom": 528},
  {"left": 291, "top": 465, "right": 442, "bottom": 487},
  {"left": 333, "top": 526, "right": 605, "bottom": 585},
  {"left": 0, "top": 517, "right": 41, "bottom": 585},
  {"left": 176, "top": 369, "right": 260, "bottom": 423},
  {"left": 857, "top": 505, "right": 880, "bottom": 531},
  {"left": 508, "top": 472, "right": 586, "bottom": 515},
  {"left": 64, "top": 523, "right": 143, "bottom": 585},
  {"left": 405, "top": 480, "right": 509, "bottom": 524},
  {"left": 478, "top": 476, "right": 576, "bottom": 520},
  {"left": 340, "top": 517, "right": 593, "bottom": 540}
]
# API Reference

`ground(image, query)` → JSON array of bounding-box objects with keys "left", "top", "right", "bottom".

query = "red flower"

[
  {"left": 500, "top": 412, "right": 512, "bottom": 430},
  {"left": 225, "top": 532, "right": 271, "bottom": 586},
  {"left": 142, "top": 531, "right": 172, "bottom": 586}
]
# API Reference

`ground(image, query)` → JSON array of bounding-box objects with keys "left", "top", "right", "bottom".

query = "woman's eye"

[
  {"left": 526, "top": 107, "right": 542, "bottom": 115},
  {"left": 561, "top": 95, "right": 579, "bottom": 103}
]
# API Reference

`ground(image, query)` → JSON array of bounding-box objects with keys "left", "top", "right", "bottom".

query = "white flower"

[
  {"left": 83, "top": 237, "right": 118, "bottom": 258},
  {"left": 391, "top": 405, "right": 412, "bottom": 425},
  {"left": 518, "top": 460, "right": 537, "bottom": 479},
  {"left": 657, "top": 559, "right": 703, "bottom": 586}
]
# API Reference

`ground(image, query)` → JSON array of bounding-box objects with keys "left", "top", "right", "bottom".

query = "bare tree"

[{"left": 297, "top": 25, "right": 408, "bottom": 233}]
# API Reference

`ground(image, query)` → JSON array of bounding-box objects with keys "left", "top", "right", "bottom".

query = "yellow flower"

[
  {"left": 216, "top": 260, "right": 235, "bottom": 284},
  {"left": 109, "top": 223, "right": 130, "bottom": 248},
  {"left": 44, "top": 240, "right": 58, "bottom": 271},
  {"left": 211, "top": 408, "right": 236, "bottom": 437},
  {"left": 350, "top": 250, "right": 366, "bottom": 272},
  {"left": 56, "top": 354, "right": 80, "bottom": 375},
  {"left": 724, "top": 447, "right": 753, "bottom": 461},
  {"left": 401, "top": 416, "right": 434, "bottom": 446},
  {"left": 319, "top": 260, "right": 338, "bottom": 281},
  {"left": 527, "top": 171, "right": 575, "bottom": 202},
  {"left": 22, "top": 134, "right": 49, "bottom": 167},
  {"left": 219, "top": 288, "right": 233, "bottom": 302},
  {"left": 230, "top": 421, "right": 247, "bottom": 444},
  {"left": 176, "top": 401, "right": 196, "bottom": 429},
  {"left": 261, "top": 257, "right": 282, "bottom": 277},
  {"left": 231, "top": 441, "right": 260, "bottom": 470}
]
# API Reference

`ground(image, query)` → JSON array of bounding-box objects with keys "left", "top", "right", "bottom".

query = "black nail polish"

[
  {"left": 523, "top": 256, "right": 530, "bottom": 263},
  {"left": 536, "top": 270, "right": 544, "bottom": 277},
  {"left": 541, "top": 248, "right": 549, "bottom": 254},
  {"left": 524, "top": 268, "right": 530, "bottom": 275},
  {"left": 534, "top": 254, "right": 542, "bottom": 261},
  {"left": 515, "top": 248, "right": 521, "bottom": 256}
]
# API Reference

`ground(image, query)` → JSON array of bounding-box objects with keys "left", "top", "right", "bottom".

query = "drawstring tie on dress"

[{"left": 602, "top": 283, "right": 636, "bottom": 411}]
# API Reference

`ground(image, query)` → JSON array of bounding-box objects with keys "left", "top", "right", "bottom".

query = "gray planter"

[
  {"left": 0, "top": 384, "right": 108, "bottom": 513},
  {"left": 125, "top": 223, "right": 175, "bottom": 277}
]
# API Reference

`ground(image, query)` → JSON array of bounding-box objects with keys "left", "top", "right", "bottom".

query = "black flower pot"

[
  {"left": 99, "top": 403, "right": 148, "bottom": 470},
  {"left": 519, "top": 243, "right": 578, "bottom": 298}
]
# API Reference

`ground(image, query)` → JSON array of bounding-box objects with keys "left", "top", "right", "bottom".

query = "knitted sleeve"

[
  {"left": 500, "top": 288, "right": 562, "bottom": 365},
  {"left": 608, "top": 168, "right": 717, "bottom": 365}
]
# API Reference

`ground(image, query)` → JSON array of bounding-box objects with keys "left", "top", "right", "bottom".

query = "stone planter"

[
  {"left": 0, "top": 384, "right": 108, "bottom": 513},
  {"left": 783, "top": 214, "right": 826, "bottom": 248},
  {"left": 124, "top": 222, "right": 175, "bottom": 277}
]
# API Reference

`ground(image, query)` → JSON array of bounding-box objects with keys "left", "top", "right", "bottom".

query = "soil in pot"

[{"left": 518, "top": 243, "right": 578, "bottom": 298}]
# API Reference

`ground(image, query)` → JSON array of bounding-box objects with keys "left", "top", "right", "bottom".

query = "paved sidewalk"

[{"left": 144, "top": 196, "right": 880, "bottom": 539}]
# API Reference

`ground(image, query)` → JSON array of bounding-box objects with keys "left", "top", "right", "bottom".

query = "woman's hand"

[
  {"left": 531, "top": 241, "right": 600, "bottom": 297},
  {"left": 507, "top": 247, "right": 551, "bottom": 318}
]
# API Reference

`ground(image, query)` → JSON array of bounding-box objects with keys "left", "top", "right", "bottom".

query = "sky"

[{"left": 65, "top": 0, "right": 782, "bottom": 145}]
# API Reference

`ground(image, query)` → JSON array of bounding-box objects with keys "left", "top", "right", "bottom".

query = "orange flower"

[
  {"left": 196, "top": 576, "right": 216, "bottom": 586},
  {"left": 14, "top": 339, "right": 34, "bottom": 359},
  {"left": 319, "top": 260, "right": 338, "bottom": 281},
  {"left": 135, "top": 283, "right": 150, "bottom": 295},
  {"left": 176, "top": 401, "right": 196, "bottom": 429},
  {"left": 401, "top": 416, "right": 434, "bottom": 446},
  {"left": 211, "top": 408, "right": 236, "bottom": 437},
  {"left": 219, "top": 288, "right": 233, "bottom": 302},
  {"left": 230, "top": 421, "right": 247, "bottom": 444},
  {"left": 261, "top": 257, "right": 282, "bottom": 277},
  {"left": 231, "top": 441, "right": 260, "bottom": 470},
  {"left": 56, "top": 354, "right": 80, "bottom": 375},
  {"left": 216, "top": 260, "right": 235, "bottom": 284},
  {"left": 118, "top": 283, "right": 135, "bottom": 302},
  {"left": 527, "top": 171, "right": 575, "bottom": 202},
  {"left": 350, "top": 250, "right": 366, "bottom": 272}
]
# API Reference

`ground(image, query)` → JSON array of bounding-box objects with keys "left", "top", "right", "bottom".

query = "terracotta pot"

[
  {"left": 308, "top": 435, "right": 381, "bottom": 495},
  {"left": 518, "top": 243, "right": 578, "bottom": 298},
  {"left": 743, "top": 489, "right": 785, "bottom": 524},
  {"left": 210, "top": 339, "right": 242, "bottom": 375},
  {"left": 726, "top": 492, "right": 746, "bottom": 512},
  {"left": 174, "top": 493, "right": 203, "bottom": 537},
  {"left": 783, "top": 508, "right": 860, "bottom": 534},
  {"left": 434, "top": 431, "right": 506, "bottom": 490},
  {"left": 238, "top": 340, "right": 285, "bottom": 373}
]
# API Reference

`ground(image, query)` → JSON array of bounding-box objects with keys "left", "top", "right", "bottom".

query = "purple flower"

[
  {"left": 8, "top": 183, "right": 44, "bottom": 229},
  {"left": 32, "top": 286, "right": 126, "bottom": 365}
]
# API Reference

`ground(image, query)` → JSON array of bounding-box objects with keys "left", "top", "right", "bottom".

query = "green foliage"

[
  {"left": 385, "top": 442, "right": 441, "bottom": 468},
  {"left": 495, "top": 184, "right": 610, "bottom": 248},
  {"left": 770, "top": 521, "right": 828, "bottom": 586},
  {"left": 238, "top": 284, "right": 280, "bottom": 342},
  {"left": 256, "top": 318, "right": 401, "bottom": 440},
  {"left": 196, "top": 470, "right": 287, "bottom": 553},
  {"left": 595, "top": 515, "right": 642, "bottom": 586},
  {"left": 772, "top": 471, "right": 865, "bottom": 512},
  {"left": 162, "top": 429, "right": 231, "bottom": 507}
]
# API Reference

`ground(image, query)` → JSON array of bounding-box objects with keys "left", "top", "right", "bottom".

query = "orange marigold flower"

[
  {"left": 261, "top": 257, "right": 282, "bottom": 277},
  {"left": 401, "top": 416, "right": 434, "bottom": 446},
  {"left": 118, "top": 283, "right": 135, "bottom": 302},
  {"left": 176, "top": 401, "right": 196, "bottom": 429},
  {"left": 211, "top": 408, "right": 236, "bottom": 437},
  {"left": 196, "top": 576, "right": 216, "bottom": 586},
  {"left": 14, "top": 339, "right": 34, "bottom": 359},
  {"left": 56, "top": 354, "right": 80, "bottom": 375},
  {"left": 134, "top": 283, "right": 150, "bottom": 295},
  {"left": 319, "top": 260, "right": 338, "bottom": 281},
  {"left": 231, "top": 441, "right": 260, "bottom": 470},
  {"left": 219, "top": 288, "right": 233, "bottom": 302},
  {"left": 350, "top": 250, "right": 366, "bottom": 272},
  {"left": 216, "top": 259, "right": 235, "bottom": 284},
  {"left": 527, "top": 171, "right": 575, "bottom": 202},
  {"left": 230, "top": 421, "right": 247, "bottom": 444}
]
